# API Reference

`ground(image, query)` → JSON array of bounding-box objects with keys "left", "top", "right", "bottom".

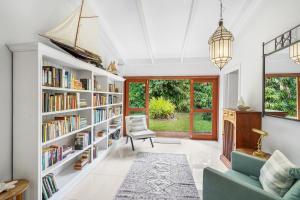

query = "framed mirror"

[{"left": 263, "top": 24, "right": 300, "bottom": 121}]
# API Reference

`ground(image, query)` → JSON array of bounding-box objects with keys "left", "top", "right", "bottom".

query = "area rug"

[
  {"left": 115, "top": 152, "right": 200, "bottom": 200},
  {"left": 153, "top": 138, "right": 181, "bottom": 144}
]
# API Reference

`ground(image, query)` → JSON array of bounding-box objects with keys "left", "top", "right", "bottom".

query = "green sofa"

[{"left": 203, "top": 151, "right": 300, "bottom": 200}]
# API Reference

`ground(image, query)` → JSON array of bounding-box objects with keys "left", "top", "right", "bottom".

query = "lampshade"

[
  {"left": 290, "top": 41, "right": 300, "bottom": 64},
  {"left": 209, "top": 20, "right": 234, "bottom": 70}
]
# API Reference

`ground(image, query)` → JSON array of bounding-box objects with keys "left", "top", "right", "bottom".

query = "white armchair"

[{"left": 125, "top": 115, "right": 156, "bottom": 151}]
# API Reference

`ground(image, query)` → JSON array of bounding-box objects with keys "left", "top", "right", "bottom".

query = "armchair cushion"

[
  {"left": 127, "top": 130, "right": 155, "bottom": 139},
  {"left": 225, "top": 170, "right": 262, "bottom": 188},
  {"left": 203, "top": 167, "right": 281, "bottom": 200},
  {"left": 283, "top": 180, "right": 300, "bottom": 200}
]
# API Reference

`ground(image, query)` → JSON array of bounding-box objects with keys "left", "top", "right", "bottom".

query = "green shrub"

[{"left": 149, "top": 97, "right": 175, "bottom": 119}]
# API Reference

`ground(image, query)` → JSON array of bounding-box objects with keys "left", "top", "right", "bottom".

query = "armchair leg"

[
  {"left": 126, "top": 136, "right": 129, "bottom": 144},
  {"left": 149, "top": 137, "right": 154, "bottom": 148},
  {"left": 130, "top": 137, "right": 135, "bottom": 151}
]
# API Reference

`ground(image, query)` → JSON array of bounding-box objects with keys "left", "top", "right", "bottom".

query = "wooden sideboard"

[{"left": 221, "top": 108, "right": 262, "bottom": 167}]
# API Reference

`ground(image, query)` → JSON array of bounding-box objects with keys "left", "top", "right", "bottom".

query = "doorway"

[{"left": 124, "top": 76, "right": 219, "bottom": 140}]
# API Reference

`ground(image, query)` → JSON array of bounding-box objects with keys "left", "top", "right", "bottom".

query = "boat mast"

[{"left": 74, "top": 0, "right": 85, "bottom": 47}]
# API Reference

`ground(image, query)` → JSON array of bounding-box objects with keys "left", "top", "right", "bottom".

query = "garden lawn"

[{"left": 149, "top": 112, "right": 212, "bottom": 132}]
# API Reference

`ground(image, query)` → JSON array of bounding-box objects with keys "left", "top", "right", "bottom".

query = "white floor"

[{"left": 64, "top": 138, "right": 227, "bottom": 200}]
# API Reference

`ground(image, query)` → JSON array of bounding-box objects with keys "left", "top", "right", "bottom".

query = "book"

[
  {"left": 74, "top": 149, "right": 91, "bottom": 170},
  {"left": 108, "top": 95, "right": 119, "bottom": 104},
  {"left": 42, "top": 173, "right": 59, "bottom": 200},
  {"left": 93, "top": 94, "right": 107, "bottom": 106},
  {"left": 80, "top": 79, "right": 92, "bottom": 90},
  {"left": 74, "top": 131, "right": 91, "bottom": 150}
]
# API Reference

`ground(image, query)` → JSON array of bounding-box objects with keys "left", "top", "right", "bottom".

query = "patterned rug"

[{"left": 115, "top": 152, "right": 200, "bottom": 200}]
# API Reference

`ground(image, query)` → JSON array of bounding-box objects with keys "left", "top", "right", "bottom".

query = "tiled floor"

[{"left": 64, "top": 138, "right": 227, "bottom": 200}]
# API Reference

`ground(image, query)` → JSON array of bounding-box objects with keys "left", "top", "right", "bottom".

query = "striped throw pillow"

[
  {"left": 259, "top": 150, "right": 296, "bottom": 197},
  {"left": 129, "top": 118, "right": 146, "bottom": 132}
]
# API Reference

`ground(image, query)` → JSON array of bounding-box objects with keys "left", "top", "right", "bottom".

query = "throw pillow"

[
  {"left": 289, "top": 168, "right": 300, "bottom": 179},
  {"left": 129, "top": 117, "right": 146, "bottom": 132},
  {"left": 259, "top": 150, "right": 296, "bottom": 197}
]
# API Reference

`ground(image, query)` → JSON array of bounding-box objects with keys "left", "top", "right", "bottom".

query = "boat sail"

[{"left": 41, "top": 0, "right": 103, "bottom": 67}]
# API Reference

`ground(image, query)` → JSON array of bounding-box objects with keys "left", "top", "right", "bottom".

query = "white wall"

[
  {"left": 0, "top": 0, "right": 116, "bottom": 180},
  {"left": 122, "top": 61, "right": 219, "bottom": 76},
  {"left": 223, "top": 0, "right": 300, "bottom": 164}
]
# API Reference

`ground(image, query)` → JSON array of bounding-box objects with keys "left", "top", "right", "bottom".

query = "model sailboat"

[{"left": 41, "top": 0, "right": 103, "bottom": 68}]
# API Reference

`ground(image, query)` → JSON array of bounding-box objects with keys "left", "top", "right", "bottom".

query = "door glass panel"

[
  {"left": 129, "top": 82, "right": 145, "bottom": 108},
  {"left": 193, "top": 112, "right": 212, "bottom": 133},
  {"left": 194, "top": 82, "right": 212, "bottom": 109}
]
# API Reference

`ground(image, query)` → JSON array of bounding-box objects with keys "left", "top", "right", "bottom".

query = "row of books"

[
  {"left": 42, "top": 92, "right": 80, "bottom": 113},
  {"left": 94, "top": 79, "right": 102, "bottom": 91},
  {"left": 80, "top": 99, "right": 88, "bottom": 108},
  {"left": 108, "top": 95, "right": 120, "bottom": 104},
  {"left": 80, "top": 79, "right": 92, "bottom": 90},
  {"left": 108, "top": 83, "right": 117, "bottom": 92},
  {"left": 42, "top": 66, "right": 91, "bottom": 90},
  {"left": 42, "top": 115, "right": 83, "bottom": 143},
  {"left": 74, "top": 149, "right": 91, "bottom": 170},
  {"left": 42, "top": 173, "right": 58, "bottom": 200},
  {"left": 94, "top": 109, "right": 107, "bottom": 123},
  {"left": 42, "top": 66, "right": 63, "bottom": 88},
  {"left": 74, "top": 132, "right": 91, "bottom": 150},
  {"left": 93, "top": 94, "right": 107, "bottom": 107},
  {"left": 108, "top": 106, "right": 122, "bottom": 118},
  {"left": 42, "top": 145, "right": 74, "bottom": 171}
]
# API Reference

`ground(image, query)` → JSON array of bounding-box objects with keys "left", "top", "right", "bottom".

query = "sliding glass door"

[
  {"left": 190, "top": 78, "right": 218, "bottom": 140},
  {"left": 124, "top": 77, "right": 218, "bottom": 140}
]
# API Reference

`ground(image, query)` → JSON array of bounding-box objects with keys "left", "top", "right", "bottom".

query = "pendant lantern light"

[
  {"left": 289, "top": 41, "right": 300, "bottom": 64},
  {"left": 208, "top": 0, "right": 234, "bottom": 70}
]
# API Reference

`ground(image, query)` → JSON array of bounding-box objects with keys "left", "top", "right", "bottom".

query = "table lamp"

[{"left": 252, "top": 128, "right": 268, "bottom": 158}]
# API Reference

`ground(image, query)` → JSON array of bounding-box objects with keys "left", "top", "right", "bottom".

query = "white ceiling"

[{"left": 93, "top": 0, "right": 262, "bottom": 65}]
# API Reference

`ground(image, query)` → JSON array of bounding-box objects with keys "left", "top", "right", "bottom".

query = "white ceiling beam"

[
  {"left": 230, "top": 0, "right": 264, "bottom": 36},
  {"left": 180, "top": 0, "right": 198, "bottom": 63},
  {"left": 135, "top": 0, "right": 154, "bottom": 64}
]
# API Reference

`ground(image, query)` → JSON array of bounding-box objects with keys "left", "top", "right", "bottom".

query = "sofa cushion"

[
  {"left": 283, "top": 180, "right": 300, "bottom": 200},
  {"left": 225, "top": 170, "right": 263, "bottom": 189},
  {"left": 259, "top": 150, "right": 296, "bottom": 197}
]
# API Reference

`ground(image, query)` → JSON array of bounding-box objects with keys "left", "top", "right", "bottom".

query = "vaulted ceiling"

[{"left": 93, "top": 0, "right": 262, "bottom": 65}]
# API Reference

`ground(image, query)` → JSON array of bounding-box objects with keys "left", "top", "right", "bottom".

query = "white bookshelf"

[{"left": 10, "top": 42, "right": 125, "bottom": 200}]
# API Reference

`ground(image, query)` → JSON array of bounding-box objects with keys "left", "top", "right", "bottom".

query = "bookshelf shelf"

[
  {"left": 107, "top": 103, "right": 123, "bottom": 107},
  {"left": 42, "top": 107, "right": 92, "bottom": 116},
  {"left": 42, "top": 125, "right": 92, "bottom": 146},
  {"left": 42, "top": 145, "right": 92, "bottom": 177},
  {"left": 93, "top": 105, "right": 108, "bottom": 109},
  {"left": 108, "top": 114, "right": 123, "bottom": 121},
  {"left": 92, "top": 91, "right": 123, "bottom": 95},
  {"left": 42, "top": 86, "right": 92, "bottom": 93},
  {"left": 93, "top": 119, "right": 109, "bottom": 127},
  {"left": 108, "top": 126, "right": 121, "bottom": 136},
  {"left": 10, "top": 42, "right": 125, "bottom": 200},
  {"left": 93, "top": 136, "right": 107, "bottom": 145}
]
